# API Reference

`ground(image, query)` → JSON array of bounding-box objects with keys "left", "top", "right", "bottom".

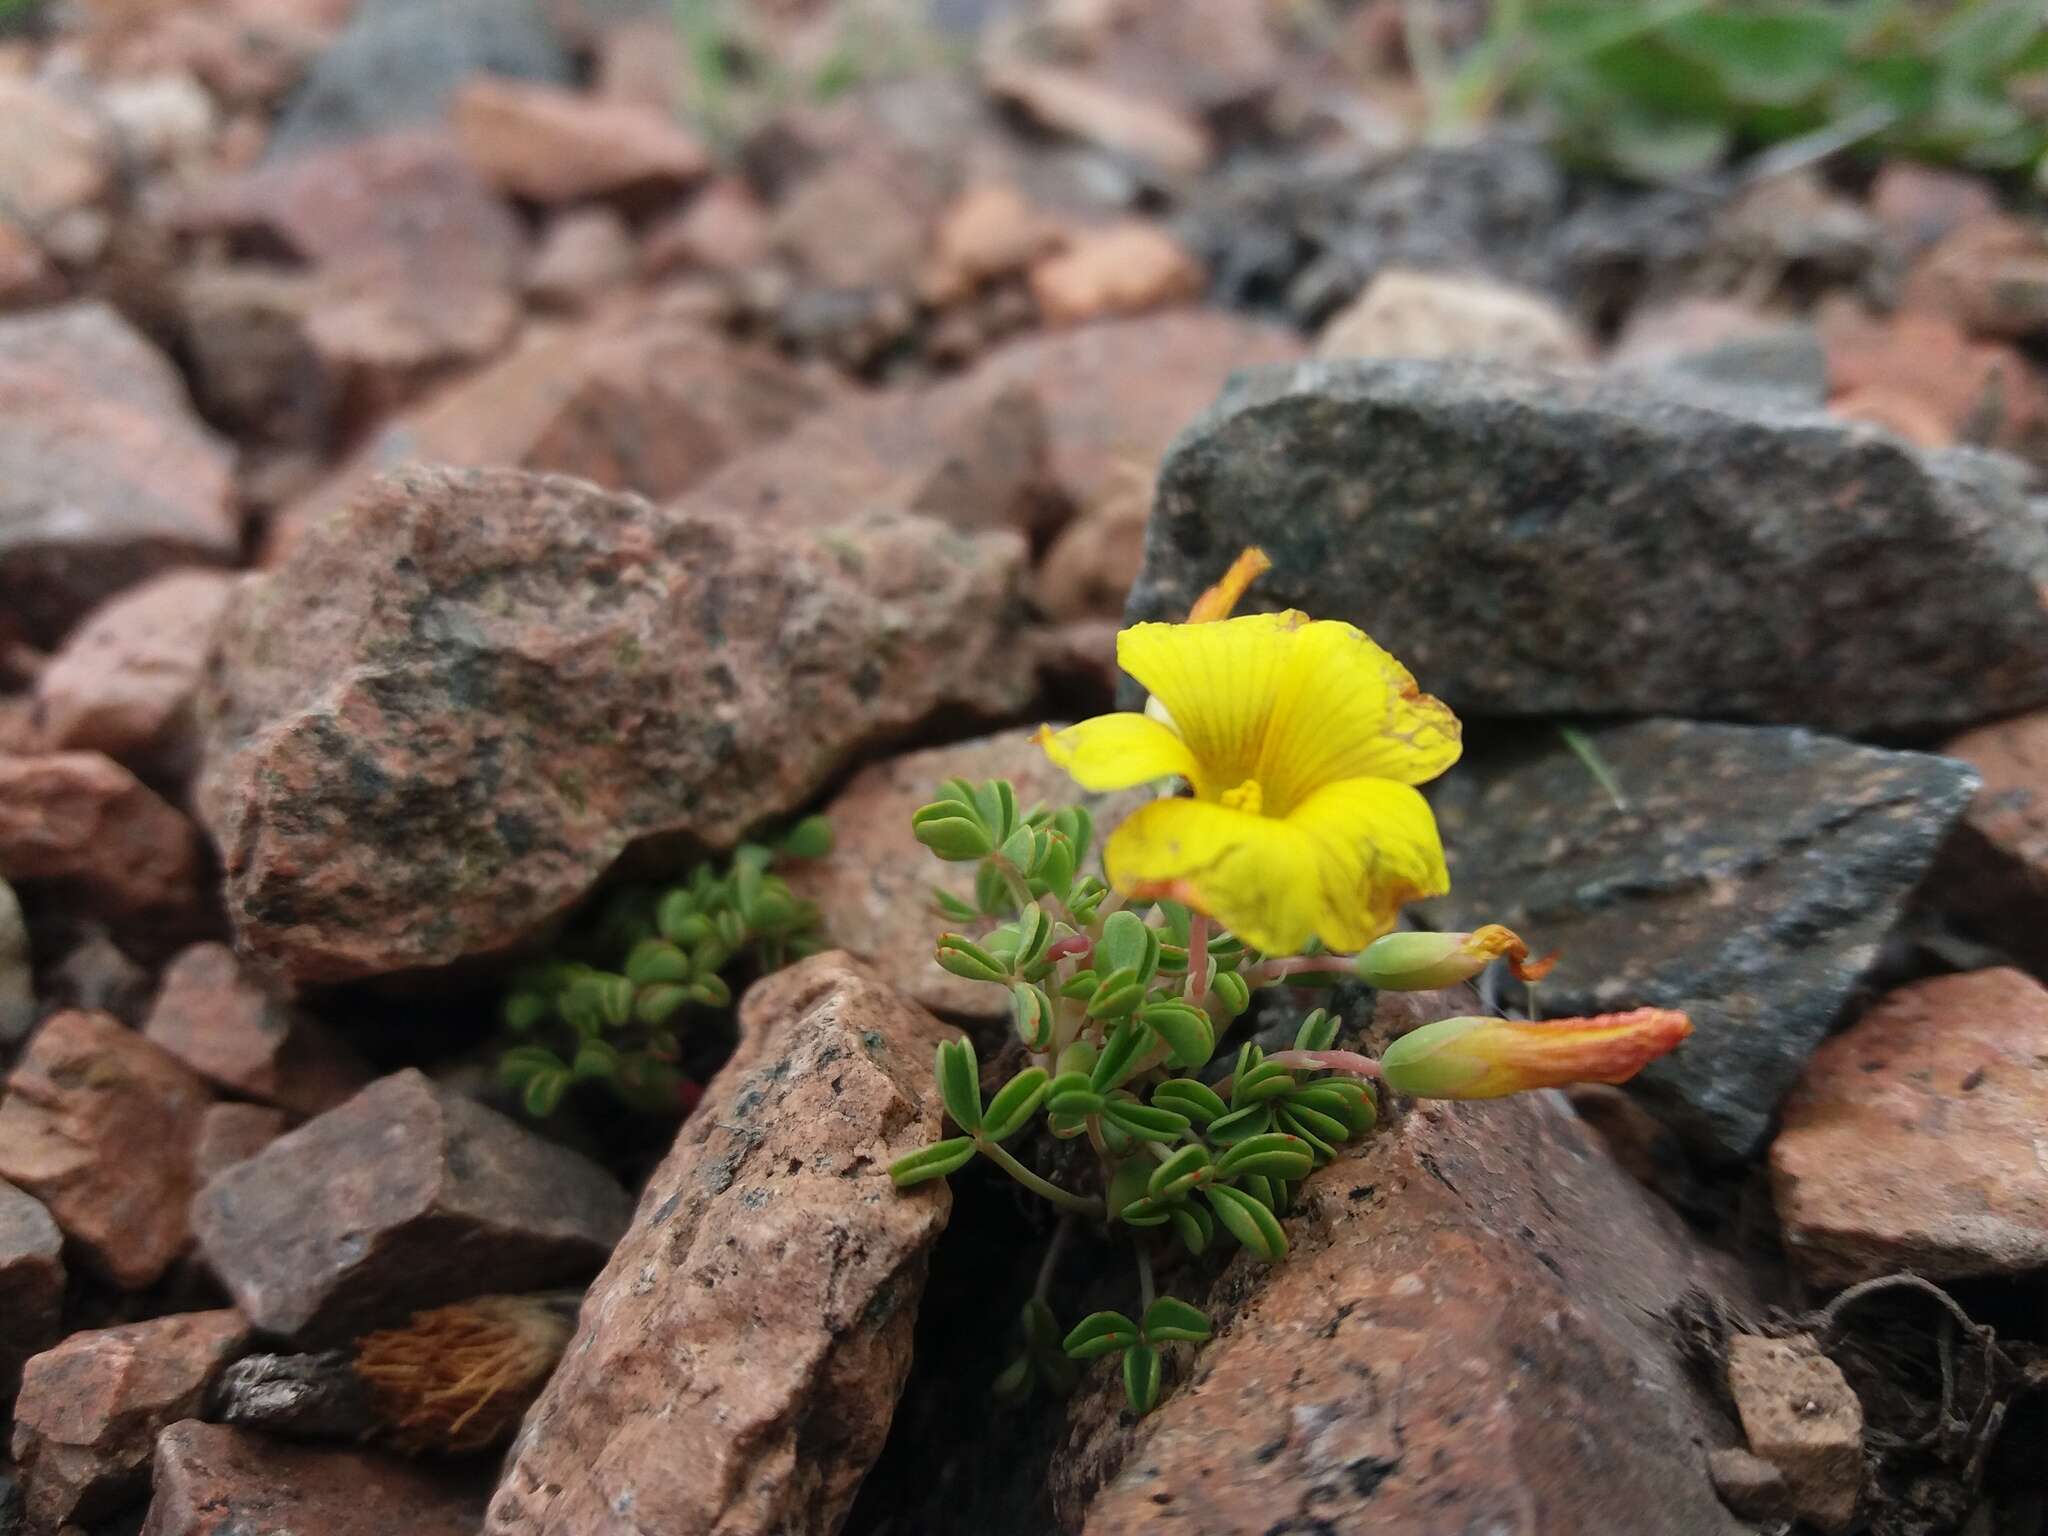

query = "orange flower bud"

[
  {"left": 1379, "top": 1008, "right": 1692, "bottom": 1100},
  {"left": 1354, "top": 924, "right": 1556, "bottom": 990},
  {"left": 1186, "top": 546, "right": 1273, "bottom": 623}
]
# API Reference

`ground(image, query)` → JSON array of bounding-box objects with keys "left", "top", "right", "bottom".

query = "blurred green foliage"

[{"left": 1418, "top": 0, "right": 2048, "bottom": 183}]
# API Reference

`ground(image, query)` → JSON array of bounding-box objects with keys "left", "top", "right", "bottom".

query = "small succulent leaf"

[
  {"left": 1235, "top": 1061, "right": 1297, "bottom": 1105},
  {"left": 1210, "top": 969, "right": 1251, "bottom": 1017},
  {"left": 1279, "top": 1099, "right": 1350, "bottom": 1147},
  {"left": 935, "top": 934, "right": 1010, "bottom": 984},
  {"left": 1011, "top": 981, "right": 1054, "bottom": 1051},
  {"left": 889, "top": 1137, "right": 978, "bottom": 1186},
  {"left": 1098, "top": 911, "right": 1158, "bottom": 982},
  {"left": 778, "top": 814, "right": 834, "bottom": 860},
  {"left": 634, "top": 983, "right": 690, "bottom": 1026},
  {"left": 1086, "top": 967, "right": 1148, "bottom": 1022},
  {"left": 1151, "top": 1078, "right": 1227, "bottom": 1124},
  {"left": 935, "top": 1037, "right": 982, "bottom": 1131},
  {"left": 1142, "top": 1298, "right": 1212, "bottom": 1344},
  {"left": 522, "top": 1068, "right": 570, "bottom": 1119},
  {"left": 982, "top": 1067, "right": 1051, "bottom": 1142},
  {"left": 1215, "top": 1132, "right": 1315, "bottom": 1181},
  {"left": 991, "top": 1354, "right": 1034, "bottom": 1401},
  {"left": 1170, "top": 1202, "right": 1213, "bottom": 1255},
  {"left": 1204, "top": 1183, "right": 1288, "bottom": 1260},
  {"left": 1023, "top": 1297, "right": 1063, "bottom": 1354},
  {"left": 911, "top": 810, "right": 995, "bottom": 862},
  {"left": 1122, "top": 1345, "right": 1163, "bottom": 1416},
  {"left": 1063, "top": 1311, "right": 1140, "bottom": 1360},
  {"left": 1203, "top": 1104, "right": 1275, "bottom": 1145},
  {"left": 1100, "top": 1100, "right": 1191, "bottom": 1143},
  {"left": 1276, "top": 1107, "right": 1340, "bottom": 1164},
  {"left": 1139, "top": 1000, "right": 1215, "bottom": 1069},
  {"left": 571, "top": 1039, "right": 623, "bottom": 1083},
  {"left": 1147, "top": 1142, "right": 1212, "bottom": 1200},
  {"left": 1090, "top": 1016, "right": 1147, "bottom": 1092},
  {"left": 1055, "top": 1040, "right": 1098, "bottom": 1078},
  {"left": 934, "top": 888, "right": 979, "bottom": 923},
  {"left": 500, "top": 991, "right": 551, "bottom": 1034},
  {"left": 498, "top": 1045, "right": 566, "bottom": 1086},
  {"left": 1294, "top": 1008, "right": 1339, "bottom": 1052}
]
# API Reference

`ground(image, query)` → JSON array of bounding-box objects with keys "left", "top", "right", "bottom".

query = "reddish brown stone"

[
  {"left": 0, "top": 303, "right": 238, "bottom": 645},
  {"left": 1726, "top": 1334, "right": 1862, "bottom": 1534},
  {"left": 192, "top": 1069, "right": 631, "bottom": 1343},
  {"left": 1771, "top": 968, "right": 2048, "bottom": 1286},
  {"left": 174, "top": 264, "right": 332, "bottom": 451},
  {"left": 1820, "top": 302, "right": 2048, "bottom": 463},
  {"left": 1868, "top": 161, "right": 1998, "bottom": 257},
  {"left": 201, "top": 467, "right": 1032, "bottom": 984},
  {"left": 1056, "top": 1008, "right": 1749, "bottom": 1533},
  {"left": 30, "top": 571, "right": 239, "bottom": 775},
  {"left": 143, "top": 1420, "right": 488, "bottom": 1536},
  {"left": 0, "top": 78, "right": 112, "bottom": 230},
  {"left": 11, "top": 1309, "right": 249, "bottom": 1528},
  {"left": 454, "top": 76, "right": 710, "bottom": 204},
  {"left": 0, "top": 752, "right": 206, "bottom": 922},
  {"left": 642, "top": 177, "right": 772, "bottom": 277},
  {"left": 0, "top": 214, "right": 57, "bottom": 309},
  {"left": 985, "top": 60, "right": 1211, "bottom": 176},
  {"left": 175, "top": 131, "right": 525, "bottom": 421},
  {"left": 0, "top": 1011, "right": 211, "bottom": 1289},
  {"left": 487, "top": 954, "right": 953, "bottom": 1536},
  {"left": 0, "top": 1177, "right": 63, "bottom": 1398},
  {"left": 784, "top": 733, "right": 1146, "bottom": 1020},
  {"left": 143, "top": 944, "right": 370, "bottom": 1117},
  {"left": 1036, "top": 498, "right": 1148, "bottom": 621},
  {"left": 191, "top": 1102, "right": 287, "bottom": 1186},
  {"left": 1934, "top": 710, "right": 2048, "bottom": 969},
  {"left": 920, "top": 181, "right": 1064, "bottom": 306},
  {"left": 269, "top": 310, "right": 827, "bottom": 560},
  {"left": 771, "top": 148, "right": 949, "bottom": 292},
  {"left": 1029, "top": 221, "right": 1205, "bottom": 327},
  {"left": 681, "top": 376, "right": 1056, "bottom": 539},
  {"left": 525, "top": 207, "right": 634, "bottom": 313},
  {"left": 955, "top": 310, "right": 1302, "bottom": 519},
  {"left": 1903, "top": 213, "right": 2048, "bottom": 338}
]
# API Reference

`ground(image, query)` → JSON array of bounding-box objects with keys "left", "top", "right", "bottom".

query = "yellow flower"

[
  {"left": 1378, "top": 1008, "right": 1694, "bottom": 1100},
  {"left": 1036, "top": 609, "right": 1461, "bottom": 954}
]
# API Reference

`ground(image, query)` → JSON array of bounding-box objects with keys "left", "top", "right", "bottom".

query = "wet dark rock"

[
  {"left": 1130, "top": 358, "right": 2048, "bottom": 736},
  {"left": 192, "top": 1069, "right": 630, "bottom": 1344},
  {"left": 1423, "top": 721, "right": 1977, "bottom": 1159},
  {"left": 267, "top": 0, "right": 572, "bottom": 158}
]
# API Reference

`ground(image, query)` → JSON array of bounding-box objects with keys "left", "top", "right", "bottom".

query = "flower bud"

[
  {"left": 1379, "top": 1008, "right": 1692, "bottom": 1100},
  {"left": 1354, "top": 925, "right": 1557, "bottom": 991},
  {"left": 1186, "top": 546, "right": 1273, "bottom": 623}
]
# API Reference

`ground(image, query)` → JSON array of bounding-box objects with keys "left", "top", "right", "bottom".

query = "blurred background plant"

[
  {"left": 1404, "top": 0, "right": 2048, "bottom": 184},
  {"left": 496, "top": 818, "right": 832, "bottom": 1119}
]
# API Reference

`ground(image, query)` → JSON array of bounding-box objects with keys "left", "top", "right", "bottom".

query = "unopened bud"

[
  {"left": 1355, "top": 924, "right": 1557, "bottom": 990},
  {"left": 1379, "top": 1008, "right": 1692, "bottom": 1100}
]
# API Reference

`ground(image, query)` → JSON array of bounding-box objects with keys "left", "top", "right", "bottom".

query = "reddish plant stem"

[{"left": 1264, "top": 1049, "right": 1383, "bottom": 1080}]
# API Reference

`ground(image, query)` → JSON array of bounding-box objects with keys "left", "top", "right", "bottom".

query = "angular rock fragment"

[
  {"left": 1425, "top": 721, "right": 1977, "bottom": 1158},
  {"left": 11, "top": 1309, "right": 248, "bottom": 1528},
  {"left": 142, "top": 1420, "right": 487, "bottom": 1536},
  {"left": 1726, "top": 1334, "right": 1862, "bottom": 1535},
  {"left": 192, "top": 1069, "right": 630, "bottom": 1343},
  {"left": 453, "top": 77, "right": 709, "bottom": 203},
  {"left": 1057, "top": 1030, "right": 1749, "bottom": 1534},
  {"left": 199, "top": 466, "right": 1032, "bottom": 983},
  {"left": 1318, "top": 268, "right": 1590, "bottom": 366},
  {"left": 487, "top": 954, "right": 953, "bottom": 1536},
  {"left": 192, "top": 1103, "right": 288, "bottom": 1186},
  {"left": 1933, "top": 710, "right": 2048, "bottom": 970},
  {"left": 143, "top": 944, "right": 370, "bottom": 1117},
  {"left": 0, "top": 1179, "right": 63, "bottom": 1399},
  {"left": 1131, "top": 358, "right": 2048, "bottom": 734},
  {"left": 0, "top": 1011, "right": 211, "bottom": 1289},
  {"left": 0, "top": 303, "right": 237, "bottom": 645},
  {"left": 0, "top": 752, "right": 207, "bottom": 925},
  {"left": 1771, "top": 968, "right": 2048, "bottom": 1286}
]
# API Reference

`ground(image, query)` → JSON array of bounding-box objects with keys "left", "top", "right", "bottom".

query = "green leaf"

[
  {"left": 1046, "top": 1084, "right": 1107, "bottom": 1117},
  {"left": 1023, "top": 1297, "right": 1063, "bottom": 1354},
  {"left": 572, "top": 1039, "right": 623, "bottom": 1082},
  {"left": 911, "top": 808, "right": 995, "bottom": 862},
  {"left": 1294, "top": 1008, "right": 1339, "bottom": 1053},
  {"left": 983, "top": 1067, "right": 1050, "bottom": 1142},
  {"left": 1937, "top": 0, "right": 2043, "bottom": 80},
  {"left": 1085, "top": 966, "right": 1148, "bottom": 1022},
  {"left": 1013, "top": 903, "right": 1054, "bottom": 968},
  {"left": 1203, "top": 1104, "right": 1275, "bottom": 1145},
  {"left": 991, "top": 1354, "right": 1034, "bottom": 1401},
  {"left": 1034, "top": 831, "right": 1076, "bottom": 900},
  {"left": 498, "top": 1045, "right": 567, "bottom": 1087},
  {"left": 1215, "top": 1132, "right": 1315, "bottom": 1181},
  {"left": 974, "top": 861, "right": 1012, "bottom": 917},
  {"left": 500, "top": 990, "right": 551, "bottom": 1034},
  {"left": 1055, "top": 1040, "right": 1098, "bottom": 1078},
  {"left": 935, "top": 934, "right": 1010, "bottom": 984},
  {"left": 1142, "top": 1297, "right": 1212, "bottom": 1344},
  {"left": 1122, "top": 1344, "right": 1163, "bottom": 1415},
  {"left": 1059, "top": 968, "right": 1100, "bottom": 1001},
  {"left": 1209, "top": 969, "right": 1250, "bottom": 1018},
  {"left": 1107, "top": 1157, "right": 1155, "bottom": 1222},
  {"left": 1100, "top": 1099, "right": 1191, "bottom": 1143},
  {"left": 1169, "top": 1202, "right": 1213, "bottom": 1255},
  {"left": 1147, "top": 1143, "right": 1212, "bottom": 1200},
  {"left": 1279, "top": 1099, "right": 1350, "bottom": 1147},
  {"left": 1233, "top": 1061, "right": 1296, "bottom": 1107},
  {"left": 1204, "top": 1183, "right": 1288, "bottom": 1260},
  {"left": 1098, "top": 911, "right": 1160, "bottom": 982},
  {"left": 935, "top": 1037, "right": 982, "bottom": 1132},
  {"left": 1277, "top": 1107, "right": 1340, "bottom": 1165},
  {"left": 778, "top": 814, "right": 834, "bottom": 860},
  {"left": 934, "top": 888, "right": 979, "bottom": 924},
  {"left": 686, "top": 973, "right": 731, "bottom": 1009},
  {"left": 889, "top": 1137, "right": 978, "bottom": 1186},
  {"left": 1011, "top": 981, "right": 1054, "bottom": 1051},
  {"left": 626, "top": 939, "right": 692, "bottom": 987},
  {"left": 1664, "top": 6, "right": 1851, "bottom": 107},
  {"left": 522, "top": 1068, "right": 570, "bottom": 1119},
  {"left": 1090, "top": 1018, "right": 1148, "bottom": 1092},
  {"left": 634, "top": 983, "right": 690, "bottom": 1026},
  {"left": 1063, "top": 1310, "right": 1140, "bottom": 1360},
  {"left": 1152, "top": 1078, "right": 1227, "bottom": 1124},
  {"left": 1606, "top": 109, "right": 1733, "bottom": 184},
  {"left": 1139, "top": 1000, "right": 1215, "bottom": 1070}
]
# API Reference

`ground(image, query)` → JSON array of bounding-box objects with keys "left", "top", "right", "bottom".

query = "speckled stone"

[
  {"left": 1128, "top": 358, "right": 2048, "bottom": 736},
  {"left": 1422, "top": 720, "right": 1978, "bottom": 1159},
  {"left": 196, "top": 465, "right": 1033, "bottom": 984}
]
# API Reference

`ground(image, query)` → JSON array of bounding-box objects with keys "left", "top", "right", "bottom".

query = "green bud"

[
  {"left": 778, "top": 815, "right": 834, "bottom": 860},
  {"left": 935, "top": 1037, "right": 982, "bottom": 1132},
  {"left": 935, "top": 933, "right": 1010, "bottom": 984},
  {"left": 890, "top": 1137, "right": 977, "bottom": 1186},
  {"left": 1354, "top": 929, "right": 1494, "bottom": 991}
]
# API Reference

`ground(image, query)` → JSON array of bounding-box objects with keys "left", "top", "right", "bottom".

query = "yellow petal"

[
  {"left": 1116, "top": 614, "right": 1460, "bottom": 813},
  {"left": 1102, "top": 777, "right": 1448, "bottom": 954},
  {"left": 1254, "top": 619, "right": 1462, "bottom": 806},
  {"left": 1279, "top": 777, "right": 1451, "bottom": 951},
  {"left": 1035, "top": 715, "right": 1197, "bottom": 792}
]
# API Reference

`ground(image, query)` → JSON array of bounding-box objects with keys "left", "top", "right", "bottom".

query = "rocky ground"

[{"left": 2, "top": 0, "right": 2048, "bottom": 1532}]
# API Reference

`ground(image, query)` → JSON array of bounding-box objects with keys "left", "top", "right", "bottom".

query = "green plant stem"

[
  {"left": 1035, "top": 1215, "right": 1073, "bottom": 1302},
  {"left": 990, "top": 856, "right": 1035, "bottom": 912},
  {"left": 981, "top": 1140, "right": 1103, "bottom": 1217},
  {"left": 1185, "top": 914, "right": 1211, "bottom": 1014},
  {"left": 1135, "top": 1241, "right": 1156, "bottom": 1312},
  {"left": 1254, "top": 953, "right": 1357, "bottom": 984}
]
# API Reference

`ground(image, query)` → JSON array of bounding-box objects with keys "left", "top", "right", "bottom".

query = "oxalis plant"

[{"left": 890, "top": 549, "right": 1693, "bottom": 1417}]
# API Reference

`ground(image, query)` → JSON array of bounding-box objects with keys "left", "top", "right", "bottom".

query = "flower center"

[{"left": 1218, "top": 777, "right": 1264, "bottom": 816}]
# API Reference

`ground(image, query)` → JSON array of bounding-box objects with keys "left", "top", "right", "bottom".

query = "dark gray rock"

[
  {"left": 1129, "top": 358, "right": 2048, "bottom": 736},
  {"left": 0, "top": 1178, "right": 62, "bottom": 1399},
  {"left": 268, "top": 0, "right": 572, "bottom": 159},
  {"left": 1420, "top": 720, "right": 1978, "bottom": 1159},
  {"left": 191, "top": 1069, "right": 630, "bottom": 1344}
]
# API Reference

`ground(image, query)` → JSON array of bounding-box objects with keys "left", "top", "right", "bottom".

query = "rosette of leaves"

[
  {"left": 498, "top": 817, "right": 832, "bottom": 1118},
  {"left": 890, "top": 777, "right": 1379, "bottom": 1417}
]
